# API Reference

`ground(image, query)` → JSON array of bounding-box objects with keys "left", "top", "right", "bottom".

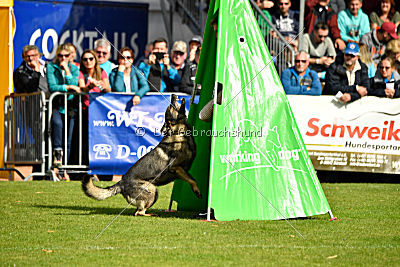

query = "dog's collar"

[{"left": 162, "top": 135, "right": 188, "bottom": 143}]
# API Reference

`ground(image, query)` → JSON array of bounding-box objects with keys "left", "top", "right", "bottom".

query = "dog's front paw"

[{"left": 195, "top": 190, "right": 202, "bottom": 199}]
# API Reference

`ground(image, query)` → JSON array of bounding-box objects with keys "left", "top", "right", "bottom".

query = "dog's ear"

[
  {"left": 179, "top": 98, "right": 186, "bottom": 115},
  {"left": 171, "top": 94, "right": 178, "bottom": 109}
]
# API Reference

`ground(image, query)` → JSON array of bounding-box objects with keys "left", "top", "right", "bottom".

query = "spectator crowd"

[{"left": 13, "top": 0, "right": 400, "bottom": 170}]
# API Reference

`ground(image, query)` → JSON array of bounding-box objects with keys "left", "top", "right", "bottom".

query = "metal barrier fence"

[
  {"left": 47, "top": 92, "right": 86, "bottom": 172},
  {"left": 4, "top": 92, "right": 47, "bottom": 180},
  {"left": 249, "top": 0, "right": 295, "bottom": 76}
]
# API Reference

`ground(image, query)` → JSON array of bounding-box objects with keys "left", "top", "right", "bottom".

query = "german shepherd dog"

[{"left": 82, "top": 95, "right": 202, "bottom": 216}]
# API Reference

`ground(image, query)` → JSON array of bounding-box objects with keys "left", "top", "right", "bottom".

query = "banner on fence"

[
  {"left": 88, "top": 93, "right": 192, "bottom": 175},
  {"left": 13, "top": 0, "right": 148, "bottom": 69},
  {"left": 288, "top": 95, "right": 400, "bottom": 174}
]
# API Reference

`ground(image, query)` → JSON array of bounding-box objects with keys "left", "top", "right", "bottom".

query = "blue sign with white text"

[
  {"left": 13, "top": 0, "right": 148, "bottom": 69},
  {"left": 88, "top": 93, "right": 193, "bottom": 175}
]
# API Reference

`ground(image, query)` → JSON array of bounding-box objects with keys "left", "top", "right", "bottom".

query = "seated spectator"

[
  {"left": 271, "top": 0, "right": 299, "bottom": 50},
  {"left": 360, "top": 22, "right": 398, "bottom": 64},
  {"left": 138, "top": 38, "right": 181, "bottom": 92},
  {"left": 369, "top": 56, "right": 400, "bottom": 98},
  {"left": 303, "top": 22, "right": 336, "bottom": 77},
  {"left": 65, "top": 42, "right": 80, "bottom": 67},
  {"left": 369, "top": 0, "right": 400, "bottom": 30},
  {"left": 109, "top": 47, "right": 149, "bottom": 106},
  {"left": 47, "top": 44, "right": 80, "bottom": 166},
  {"left": 305, "top": 0, "right": 346, "bottom": 50},
  {"left": 94, "top": 38, "right": 117, "bottom": 76},
  {"left": 385, "top": 39, "right": 400, "bottom": 72},
  {"left": 188, "top": 35, "right": 202, "bottom": 62},
  {"left": 255, "top": 0, "right": 274, "bottom": 38},
  {"left": 337, "top": 0, "right": 370, "bottom": 43},
  {"left": 13, "top": 45, "right": 49, "bottom": 97},
  {"left": 329, "top": 0, "right": 346, "bottom": 14},
  {"left": 359, "top": 44, "right": 377, "bottom": 78},
  {"left": 281, "top": 51, "right": 322, "bottom": 95},
  {"left": 324, "top": 43, "right": 369, "bottom": 103}
]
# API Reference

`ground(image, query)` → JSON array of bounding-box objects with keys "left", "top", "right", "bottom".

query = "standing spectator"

[
  {"left": 47, "top": 44, "right": 80, "bottom": 166},
  {"left": 303, "top": 22, "right": 336, "bottom": 76},
  {"left": 71, "top": 49, "right": 110, "bottom": 166},
  {"left": 170, "top": 40, "right": 191, "bottom": 93},
  {"left": 370, "top": 56, "right": 400, "bottom": 98},
  {"left": 94, "top": 38, "right": 116, "bottom": 76},
  {"left": 359, "top": 44, "right": 377, "bottom": 78},
  {"left": 65, "top": 42, "right": 80, "bottom": 67},
  {"left": 305, "top": 0, "right": 346, "bottom": 50},
  {"left": 109, "top": 47, "right": 149, "bottom": 106},
  {"left": 182, "top": 46, "right": 201, "bottom": 95},
  {"left": 369, "top": 0, "right": 400, "bottom": 30},
  {"left": 329, "top": 0, "right": 346, "bottom": 14},
  {"left": 360, "top": 22, "right": 398, "bottom": 64},
  {"left": 138, "top": 38, "right": 181, "bottom": 92},
  {"left": 385, "top": 39, "right": 400, "bottom": 72},
  {"left": 271, "top": 0, "right": 299, "bottom": 50},
  {"left": 324, "top": 43, "right": 370, "bottom": 103},
  {"left": 135, "top": 42, "right": 153, "bottom": 67},
  {"left": 281, "top": 51, "right": 322, "bottom": 95},
  {"left": 188, "top": 35, "right": 202, "bottom": 62},
  {"left": 13, "top": 45, "right": 49, "bottom": 96},
  {"left": 337, "top": 0, "right": 370, "bottom": 43}
]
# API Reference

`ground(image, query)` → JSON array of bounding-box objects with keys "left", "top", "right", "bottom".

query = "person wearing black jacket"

[
  {"left": 324, "top": 43, "right": 369, "bottom": 103},
  {"left": 13, "top": 45, "right": 49, "bottom": 97},
  {"left": 370, "top": 56, "right": 400, "bottom": 98}
]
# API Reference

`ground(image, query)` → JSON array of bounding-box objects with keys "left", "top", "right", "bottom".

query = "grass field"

[{"left": 0, "top": 180, "right": 399, "bottom": 266}]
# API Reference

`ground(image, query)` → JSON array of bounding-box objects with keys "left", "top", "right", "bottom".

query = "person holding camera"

[
  {"left": 138, "top": 37, "right": 181, "bottom": 92},
  {"left": 302, "top": 22, "right": 336, "bottom": 80}
]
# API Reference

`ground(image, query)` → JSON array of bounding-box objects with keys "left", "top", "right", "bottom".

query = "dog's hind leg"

[{"left": 172, "top": 166, "right": 202, "bottom": 199}]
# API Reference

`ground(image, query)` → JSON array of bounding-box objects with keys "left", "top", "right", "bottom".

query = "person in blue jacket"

[
  {"left": 281, "top": 51, "right": 322, "bottom": 95},
  {"left": 109, "top": 47, "right": 150, "bottom": 106},
  {"left": 46, "top": 43, "right": 80, "bottom": 166},
  {"left": 138, "top": 38, "right": 181, "bottom": 92}
]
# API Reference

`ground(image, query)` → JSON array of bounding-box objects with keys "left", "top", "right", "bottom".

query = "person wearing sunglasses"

[
  {"left": 324, "top": 42, "right": 370, "bottom": 103},
  {"left": 68, "top": 49, "right": 111, "bottom": 166},
  {"left": 304, "top": 0, "right": 346, "bottom": 51},
  {"left": 303, "top": 22, "right": 336, "bottom": 79},
  {"left": 13, "top": 45, "right": 49, "bottom": 96},
  {"left": 109, "top": 47, "right": 149, "bottom": 106},
  {"left": 370, "top": 56, "right": 400, "bottom": 98},
  {"left": 94, "top": 38, "right": 117, "bottom": 76},
  {"left": 47, "top": 44, "right": 80, "bottom": 167},
  {"left": 281, "top": 51, "right": 322, "bottom": 95}
]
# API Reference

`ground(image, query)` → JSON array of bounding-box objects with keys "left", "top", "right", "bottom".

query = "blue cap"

[{"left": 344, "top": 43, "right": 360, "bottom": 56}]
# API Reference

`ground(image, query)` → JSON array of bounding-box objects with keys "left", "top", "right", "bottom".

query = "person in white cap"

[{"left": 324, "top": 42, "right": 370, "bottom": 103}]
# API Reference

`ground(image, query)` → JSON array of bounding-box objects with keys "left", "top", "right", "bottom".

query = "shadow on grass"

[{"left": 33, "top": 204, "right": 199, "bottom": 219}]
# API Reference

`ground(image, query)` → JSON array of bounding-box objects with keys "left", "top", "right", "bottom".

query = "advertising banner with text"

[
  {"left": 13, "top": 0, "right": 148, "bottom": 69},
  {"left": 287, "top": 95, "right": 400, "bottom": 174},
  {"left": 88, "top": 93, "right": 192, "bottom": 175}
]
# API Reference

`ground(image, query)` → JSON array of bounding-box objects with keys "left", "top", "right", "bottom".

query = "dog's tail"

[{"left": 82, "top": 175, "right": 122, "bottom": 200}]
